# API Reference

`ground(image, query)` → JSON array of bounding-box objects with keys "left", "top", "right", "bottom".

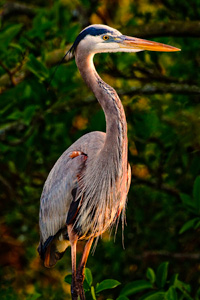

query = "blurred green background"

[{"left": 0, "top": 0, "right": 200, "bottom": 299}]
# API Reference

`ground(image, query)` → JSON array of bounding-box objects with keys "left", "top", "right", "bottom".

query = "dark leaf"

[
  {"left": 96, "top": 279, "right": 121, "bottom": 294},
  {"left": 156, "top": 262, "right": 169, "bottom": 288},
  {"left": 146, "top": 268, "right": 156, "bottom": 283},
  {"left": 193, "top": 176, "right": 200, "bottom": 212},
  {"left": 0, "top": 24, "right": 23, "bottom": 50},
  {"left": 84, "top": 268, "right": 93, "bottom": 287},
  {"left": 26, "top": 54, "right": 49, "bottom": 81},
  {"left": 120, "top": 280, "right": 152, "bottom": 297},
  {"left": 140, "top": 291, "right": 165, "bottom": 300},
  {"left": 116, "top": 296, "right": 130, "bottom": 300},
  {"left": 179, "top": 217, "right": 200, "bottom": 234},
  {"left": 64, "top": 274, "right": 72, "bottom": 284}
]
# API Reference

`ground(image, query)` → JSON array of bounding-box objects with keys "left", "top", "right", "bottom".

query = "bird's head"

[{"left": 67, "top": 24, "right": 180, "bottom": 59}]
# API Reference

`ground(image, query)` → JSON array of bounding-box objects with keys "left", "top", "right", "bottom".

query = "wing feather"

[
  {"left": 39, "top": 131, "right": 106, "bottom": 246},
  {"left": 39, "top": 153, "right": 86, "bottom": 245}
]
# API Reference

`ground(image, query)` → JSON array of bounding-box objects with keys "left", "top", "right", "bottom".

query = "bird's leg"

[
  {"left": 68, "top": 224, "right": 78, "bottom": 300},
  {"left": 76, "top": 237, "right": 94, "bottom": 300}
]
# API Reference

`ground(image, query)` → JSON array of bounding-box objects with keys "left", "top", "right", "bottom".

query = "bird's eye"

[{"left": 103, "top": 35, "right": 109, "bottom": 41}]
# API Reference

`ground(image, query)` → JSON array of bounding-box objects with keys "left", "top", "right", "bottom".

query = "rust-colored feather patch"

[
  {"left": 69, "top": 151, "right": 88, "bottom": 160},
  {"left": 44, "top": 246, "right": 51, "bottom": 268},
  {"left": 69, "top": 151, "right": 82, "bottom": 158}
]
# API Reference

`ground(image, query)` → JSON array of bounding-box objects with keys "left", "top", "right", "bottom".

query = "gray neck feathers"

[
  {"left": 74, "top": 50, "right": 128, "bottom": 239},
  {"left": 75, "top": 52, "right": 127, "bottom": 157}
]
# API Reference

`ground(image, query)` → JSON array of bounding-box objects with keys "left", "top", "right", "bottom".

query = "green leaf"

[
  {"left": 146, "top": 268, "right": 156, "bottom": 283},
  {"left": 193, "top": 176, "right": 200, "bottom": 212},
  {"left": 64, "top": 274, "right": 72, "bottom": 284},
  {"left": 91, "top": 286, "right": 96, "bottom": 300},
  {"left": 170, "top": 274, "right": 193, "bottom": 299},
  {"left": 10, "top": 42, "right": 23, "bottom": 52},
  {"left": 171, "top": 274, "right": 191, "bottom": 294},
  {"left": 120, "top": 280, "right": 152, "bottom": 297},
  {"left": 26, "top": 293, "right": 41, "bottom": 300},
  {"left": 23, "top": 105, "right": 37, "bottom": 125},
  {"left": 165, "top": 287, "right": 177, "bottom": 300},
  {"left": 180, "top": 193, "right": 195, "bottom": 210},
  {"left": 179, "top": 217, "right": 200, "bottom": 234},
  {"left": 7, "top": 110, "right": 22, "bottom": 121},
  {"left": 141, "top": 291, "right": 165, "bottom": 300},
  {"left": 156, "top": 262, "right": 169, "bottom": 288},
  {"left": 84, "top": 268, "right": 93, "bottom": 287},
  {"left": 0, "top": 24, "right": 22, "bottom": 50},
  {"left": 95, "top": 279, "right": 121, "bottom": 294},
  {"left": 26, "top": 54, "right": 49, "bottom": 82},
  {"left": 194, "top": 220, "right": 200, "bottom": 229},
  {"left": 116, "top": 296, "right": 130, "bottom": 300}
]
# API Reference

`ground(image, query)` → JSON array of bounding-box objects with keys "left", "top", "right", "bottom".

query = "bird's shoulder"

[{"left": 68, "top": 131, "right": 106, "bottom": 155}]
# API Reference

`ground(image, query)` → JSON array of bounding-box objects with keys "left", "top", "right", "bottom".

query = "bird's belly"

[{"left": 73, "top": 196, "right": 124, "bottom": 240}]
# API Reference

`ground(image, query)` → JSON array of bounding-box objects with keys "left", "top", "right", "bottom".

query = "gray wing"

[
  {"left": 39, "top": 152, "right": 86, "bottom": 245},
  {"left": 39, "top": 131, "right": 106, "bottom": 245}
]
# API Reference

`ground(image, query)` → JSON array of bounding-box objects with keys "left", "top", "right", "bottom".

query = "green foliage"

[
  {"left": 65, "top": 268, "right": 120, "bottom": 299},
  {"left": 119, "top": 262, "right": 194, "bottom": 300},
  {"left": 95, "top": 279, "right": 121, "bottom": 294},
  {"left": 120, "top": 280, "right": 152, "bottom": 297},
  {"left": 193, "top": 176, "right": 200, "bottom": 212},
  {"left": 0, "top": 24, "right": 23, "bottom": 51},
  {"left": 64, "top": 265, "right": 194, "bottom": 300},
  {"left": 26, "top": 293, "right": 42, "bottom": 300},
  {"left": 156, "top": 262, "right": 169, "bottom": 288},
  {"left": 85, "top": 268, "right": 94, "bottom": 288},
  {"left": 179, "top": 176, "right": 200, "bottom": 233},
  {"left": 0, "top": 0, "right": 200, "bottom": 299},
  {"left": 146, "top": 268, "right": 156, "bottom": 284},
  {"left": 26, "top": 54, "right": 49, "bottom": 82}
]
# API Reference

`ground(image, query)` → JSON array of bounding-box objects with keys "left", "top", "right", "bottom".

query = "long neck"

[{"left": 75, "top": 51, "right": 127, "bottom": 167}]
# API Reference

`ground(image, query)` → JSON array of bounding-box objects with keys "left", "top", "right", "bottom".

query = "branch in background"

[
  {"left": 75, "top": 0, "right": 100, "bottom": 28},
  {"left": 1, "top": 2, "right": 199, "bottom": 39},
  {"left": 125, "top": 21, "right": 200, "bottom": 38},
  {"left": 0, "top": 121, "right": 25, "bottom": 138},
  {"left": 0, "top": 18, "right": 199, "bottom": 93},
  {"left": 132, "top": 176, "right": 180, "bottom": 198},
  {"left": 1, "top": 53, "right": 200, "bottom": 97},
  {"left": 0, "top": 54, "right": 26, "bottom": 87},
  {"left": 0, "top": 2, "right": 36, "bottom": 23},
  {"left": 120, "top": 83, "right": 200, "bottom": 96},
  {"left": 1, "top": 80, "right": 199, "bottom": 147},
  {"left": 106, "top": 64, "right": 197, "bottom": 86},
  {"left": 134, "top": 250, "right": 200, "bottom": 260},
  {"left": 0, "top": 174, "right": 15, "bottom": 200},
  {"left": 0, "top": 48, "right": 68, "bottom": 93},
  {"left": 0, "top": 61, "right": 17, "bottom": 87},
  {"left": 59, "top": 82, "right": 200, "bottom": 111},
  {"left": 0, "top": 114, "right": 43, "bottom": 146}
]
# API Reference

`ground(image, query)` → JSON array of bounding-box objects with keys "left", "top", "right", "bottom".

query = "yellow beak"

[{"left": 120, "top": 35, "right": 181, "bottom": 52}]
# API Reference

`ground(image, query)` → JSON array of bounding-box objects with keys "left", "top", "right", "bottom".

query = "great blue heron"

[{"left": 38, "top": 24, "right": 180, "bottom": 300}]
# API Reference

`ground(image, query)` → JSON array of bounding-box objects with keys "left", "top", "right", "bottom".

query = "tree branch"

[
  {"left": 0, "top": 174, "right": 15, "bottom": 200},
  {"left": 120, "top": 83, "right": 200, "bottom": 96},
  {"left": 0, "top": 2, "right": 36, "bottom": 23},
  {"left": 0, "top": 114, "right": 43, "bottom": 146},
  {"left": 0, "top": 48, "right": 68, "bottom": 93},
  {"left": 132, "top": 176, "right": 180, "bottom": 198},
  {"left": 134, "top": 250, "right": 200, "bottom": 260},
  {"left": 106, "top": 64, "right": 197, "bottom": 86},
  {"left": 125, "top": 21, "right": 200, "bottom": 38}
]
